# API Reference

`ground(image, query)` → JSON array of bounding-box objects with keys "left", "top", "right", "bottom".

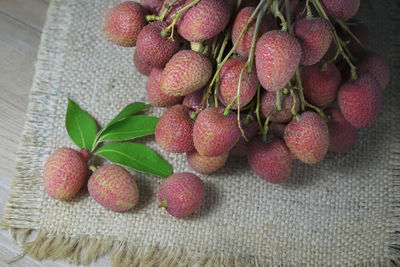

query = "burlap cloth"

[{"left": 1, "top": 0, "right": 399, "bottom": 266}]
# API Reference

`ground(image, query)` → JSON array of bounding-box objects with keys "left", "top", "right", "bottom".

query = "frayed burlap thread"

[{"left": 1, "top": 0, "right": 400, "bottom": 266}]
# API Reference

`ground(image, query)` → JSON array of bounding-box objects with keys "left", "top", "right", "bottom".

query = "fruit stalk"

[
  {"left": 247, "top": 1, "right": 267, "bottom": 73},
  {"left": 146, "top": 0, "right": 179, "bottom": 21}
]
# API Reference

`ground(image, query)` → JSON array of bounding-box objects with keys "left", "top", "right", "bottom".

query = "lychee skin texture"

[
  {"left": 232, "top": 7, "right": 275, "bottom": 57},
  {"left": 103, "top": 2, "right": 147, "bottom": 47},
  {"left": 193, "top": 107, "right": 241, "bottom": 157},
  {"left": 155, "top": 105, "right": 194, "bottom": 153},
  {"left": 158, "top": 172, "right": 205, "bottom": 218},
  {"left": 147, "top": 68, "right": 183, "bottom": 107},
  {"left": 183, "top": 89, "right": 204, "bottom": 112},
  {"left": 338, "top": 73, "right": 382, "bottom": 129},
  {"left": 356, "top": 51, "right": 390, "bottom": 90},
  {"left": 284, "top": 111, "right": 329, "bottom": 164},
  {"left": 136, "top": 21, "right": 181, "bottom": 68},
  {"left": 178, "top": 0, "right": 230, "bottom": 42},
  {"left": 161, "top": 50, "right": 213, "bottom": 96},
  {"left": 322, "top": 0, "right": 359, "bottom": 20},
  {"left": 255, "top": 30, "right": 302, "bottom": 92},
  {"left": 261, "top": 90, "right": 300, "bottom": 123},
  {"left": 140, "top": 0, "right": 163, "bottom": 14},
  {"left": 134, "top": 50, "right": 153, "bottom": 76},
  {"left": 88, "top": 164, "right": 138, "bottom": 212},
  {"left": 248, "top": 137, "right": 292, "bottom": 184},
  {"left": 218, "top": 57, "right": 258, "bottom": 109},
  {"left": 301, "top": 63, "right": 341, "bottom": 107},
  {"left": 293, "top": 17, "right": 333, "bottom": 66},
  {"left": 230, "top": 120, "right": 259, "bottom": 156},
  {"left": 325, "top": 108, "right": 358, "bottom": 152},
  {"left": 43, "top": 147, "right": 89, "bottom": 200},
  {"left": 187, "top": 150, "right": 228, "bottom": 174}
]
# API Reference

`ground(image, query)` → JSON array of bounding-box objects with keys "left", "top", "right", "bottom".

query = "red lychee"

[
  {"left": 147, "top": 68, "right": 183, "bottom": 107},
  {"left": 356, "top": 51, "right": 390, "bottom": 90},
  {"left": 187, "top": 150, "right": 228, "bottom": 174},
  {"left": 134, "top": 49, "right": 153, "bottom": 76},
  {"left": 261, "top": 90, "right": 300, "bottom": 123},
  {"left": 230, "top": 120, "right": 260, "bottom": 156},
  {"left": 322, "top": 0, "right": 360, "bottom": 20}
]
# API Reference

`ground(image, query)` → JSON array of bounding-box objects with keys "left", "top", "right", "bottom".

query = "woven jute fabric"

[{"left": 1, "top": 0, "right": 400, "bottom": 266}]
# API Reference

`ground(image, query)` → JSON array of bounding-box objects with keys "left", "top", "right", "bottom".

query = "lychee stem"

[
  {"left": 161, "top": 0, "right": 201, "bottom": 38},
  {"left": 284, "top": 0, "right": 292, "bottom": 28},
  {"left": 335, "top": 19, "right": 366, "bottom": 50},
  {"left": 237, "top": 62, "right": 249, "bottom": 141},
  {"left": 262, "top": 115, "right": 272, "bottom": 141},
  {"left": 275, "top": 90, "right": 282, "bottom": 111},
  {"left": 191, "top": 42, "right": 205, "bottom": 53},
  {"left": 202, "top": 0, "right": 271, "bottom": 108},
  {"left": 290, "top": 89, "right": 298, "bottom": 116},
  {"left": 310, "top": 0, "right": 358, "bottom": 80},
  {"left": 304, "top": 101, "right": 328, "bottom": 121},
  {"left": 146, "top": 0, "right": 179, "bottom": 21},
  {"left": 158, "top": 200, "right": 167, "bottom": 208},
  {"left": 305, "top": 0, "right": 313, "bottom": 20},
  {"left": 271, "top": 0, "right": 287, "bottom": 31},
  {"left": 89, "top": 165, "right": 97, "bottom": 173},
  {"left": 247, "top": 1, "right": 267, "bottom": 73},
  {"left": 294, "top": 69, "right": 306, "bottom": 111},
  {"left": 255, "top": 85, "right": 263, "bottom": 132}
]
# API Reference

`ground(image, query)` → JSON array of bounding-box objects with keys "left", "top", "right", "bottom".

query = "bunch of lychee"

[{"left": 104, "top": 0, "right": 389, "bottom": 185}]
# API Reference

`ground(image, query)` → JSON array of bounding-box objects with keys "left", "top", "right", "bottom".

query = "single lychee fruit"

[
  {"left": 158, "top": 172, "right": 205, "bottom": 218},
  {"left": 88, "top": 164, "right": 138, "bottom": 212},
  {"left": 134, "top": 49, "right": 153, "bottom": 76},
  {"left": 147, "top": 68, "right": 183, "bottom": 107},
  {"left": 230, "top": 120, "right": 259, "bottom": 156},
  {"left": 261, "top": 90, "right": 300, "bottom": 123},
  {"left": 248, "top": 136, "right": 292, "bottom": 184},
  {"left": 255, "top": 30, "right": 302, "bottom": 91},
  {"left": 325, "top": 108, "right": 358, "bottom": 152},
  {"left": 300, "top": 63, "right": 341, "bottom": 107},
  {"left": 136, "top": 21, "right": 181, "bottom": 68},
  {"left": 161, "top": 50, "right": 213, "bottom": 96},
  {"left": 322, "top": 0, "right": 360, "bottom": 20},
  {"left": 43, "top": 147, "right": 89, "bottom": 200},
  {"left": 140, "top": 0, "right": 163, "bottom": 14},
  {"left": 103, "top": 1, "right": 147, "bottom": 47},
  {"left": 293, "top": 17, "right": 333, "bottom": 66},
  {"left": 218, "top": 57, "right": 258, "bottom": 109},
  {"left": 284, "top": 111, "right": 329, "bottom": 164},
  {"left": 155, "top": 104, "right": 194, "bottom": 153},
  {"left": 356, "top": 51, "right": 390, "bottom": 90},
  {"left": 338, "top": 73, "right": 382, "bottom": 129},
  {"left": 178, "top": 0, "right": 230, "bottom": 42},
  {"left": 193, "top": 107, "right": 241, "bottom": 156},
  {"left": 231, "top": 7, "right": 275, "bottom": 57},
  {"left": 187, "top": 150, "right": 228, "bottom": 174}
]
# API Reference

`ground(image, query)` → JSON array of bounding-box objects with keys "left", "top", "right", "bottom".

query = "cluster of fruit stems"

[{"left": 150, "top": 0, "right": 363, "bottom": 140}]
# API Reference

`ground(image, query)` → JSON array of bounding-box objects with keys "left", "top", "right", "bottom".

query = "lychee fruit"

[
  {"left": 88, "top": 164, "right": 138, "bottom": 212},
  {"left": 193, "top": 107, "right": 241, "bottom": 156},
  {"left": 293, "top": 17, "right": 333, "bottom": 66},
  {"left": 178, "top": 0, "right": 230, "bottom": 42},
  {"left": 103, "top": 1, "right": 147, "bottom": 47},
  {"left": 218, "top": 57, "right": 258, "bottom": 109},
  {"left": 255, "top": 30, "right": 302, "bottom": 91},
  {"left": 284, "top": 111, "right": 329, "bottom": 164},
  {"left": 161, "top": 50, "right": 213, "bottom": 96},
  {"left": 325, "top": 108, "right": 358, "bottom": 152},
  {"left": 261, "top": 90, "right": 300, "bottom": 123},
  {"left": 231, "top": 7, "right": 275, "bottom": 57},
  {"left": 140, "top": 0, "right": 164, "bottom": 14},
  {"left": 158, "top": 172, "right": 205, "bottom": 218},
  {"left": 248, "top": 136, "right": 292, "bottom": 184},
  {"left": 322, "top": 0, "right": 360, "bottom": 20},
  {"left": 300, "top": 63, "right": 341, "bottom": 107},
  {"left": 230, "top": 120, "right": 259, "bottom": 156},
  {"left": 356, "top": 51, "right": 390, "bottom": 90},
  {"left": 338, "top": 73, "right": 382, "bottom": 129},
  {"left": 155, "top": 104, "right": 194, "bottom": 153},
  {"left": 43, "top": 147, "right": 89, "bottom": 200},
  {"left": 187, "top": 150, "right": 228, "bottom": 174},
  {"left": 134, "top": 49, "right": 153, "bottom": 76},
  {"left": 147, "top": 68, "right": 184, "bottom": 107},
  {"left": 136, "top": 21, "right": 181, "bottom": 68}
]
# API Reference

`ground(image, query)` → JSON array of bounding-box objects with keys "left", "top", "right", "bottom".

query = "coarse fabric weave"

[{"left": 1, "top": 0, "right": 400, "bottom": 266}]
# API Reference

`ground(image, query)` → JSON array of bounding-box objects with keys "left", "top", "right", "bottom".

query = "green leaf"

[
  {"left": 107, "top": 102, "right": 151, "bottom": 128},
  {"left": 95, "top": 142, "right": 173, "bottom": 177},
  {"left": 98, "top": 115, "right": 158, "bottom": 142},
  {"left": 66, "top": 99, "right": 98, "bottom": 151}
]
